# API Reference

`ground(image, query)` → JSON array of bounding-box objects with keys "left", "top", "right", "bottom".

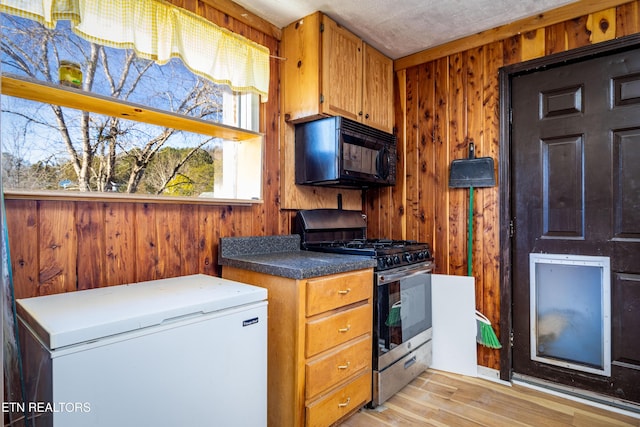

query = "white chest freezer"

[{"left": 16, "top": 274, "right": 267, "bottom": 427}]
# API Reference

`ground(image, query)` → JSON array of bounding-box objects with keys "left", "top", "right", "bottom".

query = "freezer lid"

[{"left": 16, "top": 274, "right": 267, "bottom": 350}]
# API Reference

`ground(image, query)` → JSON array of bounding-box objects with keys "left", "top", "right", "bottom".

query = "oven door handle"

[{"left": 377, "top": 263, "right": 434, "bottom": 284}]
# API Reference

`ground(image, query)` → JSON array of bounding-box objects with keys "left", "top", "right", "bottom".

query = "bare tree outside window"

[{"left": 1, "top": 14, "right": 251, "bottom": 197}]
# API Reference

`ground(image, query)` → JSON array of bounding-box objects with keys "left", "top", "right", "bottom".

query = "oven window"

[{"left": 378, "top": 273, "right": 432, "bottom": 356}]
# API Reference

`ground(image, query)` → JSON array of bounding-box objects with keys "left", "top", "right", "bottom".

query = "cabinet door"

[
  {"left": 362, "top": 43, "right": 394, "bottom": 133},
  {"left": 282, "top": 12, "right": 323, "bottom": 122},
  {"left": 321, "top": 15, "right": 362, "bottom": 121}
]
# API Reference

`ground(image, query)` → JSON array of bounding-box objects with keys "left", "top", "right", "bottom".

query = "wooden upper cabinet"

[
  {"left": 362, "top": 43, "right": 394, "bottom": 133},
  {"left": 283, "top": 12, "right": 394, "bottom": 133},
  {"left": 320, "top": 15, "right": 363, "bottom": 122}
]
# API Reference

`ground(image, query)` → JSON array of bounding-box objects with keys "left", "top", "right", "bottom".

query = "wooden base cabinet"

[
  {"left": 222, "top": 266, "right": 373, "bottom": 427},
  {"left": 282, "top": 12, "right": 394, "bottom": 133}
]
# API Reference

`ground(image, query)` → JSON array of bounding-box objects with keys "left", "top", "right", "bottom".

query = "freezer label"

[{"left": 242, "top": 317, "right": 259, "bottom": 327}]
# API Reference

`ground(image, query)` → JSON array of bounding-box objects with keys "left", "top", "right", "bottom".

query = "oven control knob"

[
  {"left": 377, "top": 258, "right": 386, "bottom": 269},
  {"left": 403, "top": 253, "right": 414, "bottom": 263},
  {"left": 393, "top": 255, "right": 400, "bottom": 264},
  {"left": 385, "top": 257, "right": 393, "bottom": 266},
  {"left": 417, "top": 251, "right": 425, "bottom": 260}
]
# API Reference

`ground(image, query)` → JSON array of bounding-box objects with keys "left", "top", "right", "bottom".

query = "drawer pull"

[
  {"left": 337, "top": 361, "right": 350, "bottom": 370},
  {"left": 338, "top": 397, "right": 351, "bottom": 408},
  {"left": 337, "top": 288, "right": 351, "bottom": 295},
  {"left": 404, "top": 356, "right": 417, "bottom": 369},
  {"left": 338, "top": 324, "right": 351, "bottom": 333}
]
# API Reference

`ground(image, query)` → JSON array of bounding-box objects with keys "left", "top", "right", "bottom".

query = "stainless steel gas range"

[{"left": 295, "top": 209, "right": 435, "bottom": 407}]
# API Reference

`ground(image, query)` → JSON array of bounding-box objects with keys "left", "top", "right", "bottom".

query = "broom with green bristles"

[
  {"left": 475, "top": 310, "right": 502, "bottom": 349},
  {"left": 464, "top": 181, "right": 501, "bottom": 349}
]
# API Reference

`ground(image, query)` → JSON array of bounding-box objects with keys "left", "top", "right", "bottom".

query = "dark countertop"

[{"left": 219, "top": 235, "right": 376, "bottom": 280}]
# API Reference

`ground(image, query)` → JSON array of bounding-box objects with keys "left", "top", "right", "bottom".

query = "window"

[{"left": 1, "top": 10, "right": 265, "bottom": 202}]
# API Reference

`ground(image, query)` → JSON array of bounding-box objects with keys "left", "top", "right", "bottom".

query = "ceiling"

[{"left": 232, "top": 0, "right": 580, "bottom": 59}]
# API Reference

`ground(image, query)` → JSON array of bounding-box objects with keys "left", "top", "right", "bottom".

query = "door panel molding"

[
  {"left": 613, "top": 128, "right": 640, "bottom": 239},
  {"left": 612, "top": 273, "right": 640, "bottom": 367},
  {"left": 541, "top": 135, "right": 584, "bottom": 238},
  {"left": 613, "top": 72, "right": 640, "bottom": 107},
  {"left": 540, "top": 85, "right": 584, "bottom": 118}
]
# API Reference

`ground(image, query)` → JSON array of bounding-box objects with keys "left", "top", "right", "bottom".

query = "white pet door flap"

[{"left": 529, "top": 253, "right": 611, "bottom": 376}]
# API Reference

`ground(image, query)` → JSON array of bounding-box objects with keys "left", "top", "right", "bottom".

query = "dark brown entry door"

[{"left": 511, "top": 46, "right": 640, "bottom": 404}]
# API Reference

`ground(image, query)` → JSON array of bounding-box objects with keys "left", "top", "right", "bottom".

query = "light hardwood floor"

[{"left": 340, "top": 369, "right": 640, "bottom": 426}]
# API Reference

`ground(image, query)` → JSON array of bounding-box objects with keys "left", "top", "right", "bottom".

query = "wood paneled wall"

[
  {"left": 4, "top": 1, "right": 296, "bottom": 299},
  {"left": 365, "top": 0, "right": 640, "bottom": 370},
  {"left": 5, "top": 200, "right": 297, "bottom": 298}
]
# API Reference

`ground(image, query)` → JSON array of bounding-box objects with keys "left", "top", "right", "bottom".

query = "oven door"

[{"left": 374, "top": 262, "right": 433, "bottom": 370}]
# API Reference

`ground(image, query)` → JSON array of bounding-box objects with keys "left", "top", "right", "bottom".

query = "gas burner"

[
  {"left": 303, "top": 239, "right": 432, "bottom": 271},
  {"left": 345, "top": 239, "right": 368, "bottom": 248},
  {"left": 294, "top": 209, "right": 434, "bottom": 271}
]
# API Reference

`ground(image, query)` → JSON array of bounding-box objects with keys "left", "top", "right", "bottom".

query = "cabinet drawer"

[
  {"left": 306, "top": 269, "right": 372, "bottom": 317},
  {"left": 306, "top": 334, "right": 372, "bottom": 399},
  {"left": 306, "top": 303, "right": 371, "bottom": 357},
  {"left": 306, "top": 370, "right": 371, "bottom": 427}
]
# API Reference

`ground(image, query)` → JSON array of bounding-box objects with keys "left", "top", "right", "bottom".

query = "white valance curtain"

[{"left": 0, "top": 0, "right": 271, "bottom": 101}]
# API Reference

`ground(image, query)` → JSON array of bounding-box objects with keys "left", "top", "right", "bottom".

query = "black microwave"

[{"left": 294, "top": 116, "right": 396, "bottom": 188}]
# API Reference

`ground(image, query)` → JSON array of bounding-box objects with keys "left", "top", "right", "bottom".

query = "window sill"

[{"left": 1, "top": 74, "right": 262, "bottom": 141}]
